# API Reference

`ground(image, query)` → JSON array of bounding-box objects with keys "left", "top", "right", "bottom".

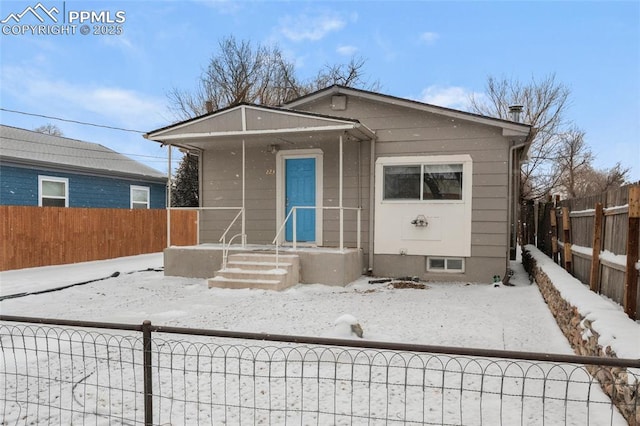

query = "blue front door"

[{"left": 285, "top": 158, "right": 316, "bottom": 242}]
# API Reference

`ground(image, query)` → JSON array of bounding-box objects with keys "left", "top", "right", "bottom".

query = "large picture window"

[
  {"left": 383, "top": 163, "right": 463, "bottom": 201},
  {"left": 39, "top": 176, "right": 68, "bottom": 207}
]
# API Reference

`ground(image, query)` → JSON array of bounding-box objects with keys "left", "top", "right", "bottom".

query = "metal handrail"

[
  {"left": 219, "top": 208, "right": 245, "bottom": 245},
  {"left": 221, "top": 233, "right": 244, "bottom": 270},
  {"left": 219, "top": 208, "right": 246, "bottom": 270},
  {"left": 272, "top": 206, "right": 362, "bottom": 269},
  {"left": 167, "top": 206, "right": 244, "bottom": 247}
]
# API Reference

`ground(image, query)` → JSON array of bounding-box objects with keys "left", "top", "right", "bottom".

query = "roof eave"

[
  {"left": 145, "top": 103, "right": 376, "bottom": 145},
  {"left": 284, "top": 85, "right": 533, "bottom": 134},
  {"left": 0, "top": 156, "right": 166, "bottom": 182}
]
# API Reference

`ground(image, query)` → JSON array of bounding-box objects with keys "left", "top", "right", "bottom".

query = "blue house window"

[
  {"left": 39, "top": 176, "right": 68, "bottom": 207},
  {"left": 131, "top": 185, "right": 150, "bottom": 209}
]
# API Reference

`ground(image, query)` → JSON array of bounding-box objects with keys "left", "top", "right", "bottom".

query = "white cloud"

[
  {"left": 420, "top": 31, "right": 439, "bottom": 45},
  {"left": 280, "top": 12, "right": 346, "bottom": 42},
  {"left": 336, "top": 44, "right": 357, "bottom": 56},
  {"left": 1, "top": 65, "right": 166, "bottom": 129},
  {"left": 419, "top": 85, "right": 484, "bottom": 111}
]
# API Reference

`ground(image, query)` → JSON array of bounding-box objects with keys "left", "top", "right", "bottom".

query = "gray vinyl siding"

[
  {"left": 195, "top": 93, "right": 515, "bottom": 281},
  {"left": 199, "top": 140, "right": 371, "bottom": 250},
  {"left": 295, "top": 95, "right": 511, "bottom": 280}
]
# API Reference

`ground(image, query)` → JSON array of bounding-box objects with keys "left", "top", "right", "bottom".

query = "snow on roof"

[{"left": 0, "top": 124, "right": 165, "bottom": 180}]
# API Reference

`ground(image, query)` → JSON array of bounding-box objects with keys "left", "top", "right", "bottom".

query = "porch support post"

[
  {"left": 339, "top": 134, "right": 344, "bottom": 251},
  {"left": 166, "top": 144, "right": 172, "bottom": 248},
  {"left": 369, "top": 136, "right": 375, "bottom": 271},
  {"left": 242, "top": 139, "right": 246, "bottom": 247}
]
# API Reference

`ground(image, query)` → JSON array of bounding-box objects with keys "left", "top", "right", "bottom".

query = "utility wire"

[
  {"left": 0, "top": 135, "right": 174, "bottom": 162},
  {"left": 0, "top": 108, "right": 147, "bottom": 134}
]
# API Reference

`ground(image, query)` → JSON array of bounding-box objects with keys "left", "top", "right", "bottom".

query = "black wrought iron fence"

[{"left": 1, "top": 315, "right": 638, "bottom": 425}]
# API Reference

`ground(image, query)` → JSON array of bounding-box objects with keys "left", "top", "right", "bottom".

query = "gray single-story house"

[
  {"left": 145, "top": 85, "right": 531, "bottom": 288},
  {"left": 0, "top": 125, "right": 166, "bottom": 209}
]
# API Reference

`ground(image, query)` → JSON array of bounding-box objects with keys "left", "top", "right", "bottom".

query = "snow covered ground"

[
  {"left": 0, "top": 252, "right": 634, "bottom": 425},
  {"left": 0, "top": 254, "right": 572, "bottom": 350}
]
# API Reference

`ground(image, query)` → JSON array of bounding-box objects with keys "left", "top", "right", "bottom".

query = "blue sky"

[{"left": 1, "top": 0, "right": 638, "bottom": 181}]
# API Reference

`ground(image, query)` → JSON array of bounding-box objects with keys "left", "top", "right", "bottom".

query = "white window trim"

[
  {"left": 426, "top": 257, "right": 466, "bottom": 273},
  {"left": 275, "top": 149, "right": 324, "bottom": 246},
  {"left": 38, "top": 175, "right": 69, "bottom": 207},
  {"left": 130, "top": 185, "right": 150, "bottom": 209},
  {"left": 374, "top": 155, "right": 473, "bottom": 257}
]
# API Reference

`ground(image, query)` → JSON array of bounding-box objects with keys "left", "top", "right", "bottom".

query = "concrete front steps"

[{"left": 208, "top": 253, "right": 300, "bottom": 291}]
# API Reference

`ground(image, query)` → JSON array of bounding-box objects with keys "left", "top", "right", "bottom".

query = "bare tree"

[
  {"left": 570, "top": 162, "right": 630, "bottom": 197},
  {"left": 469, "top": 74, "right": 571, "bottom": 200},
  {"left": 168, "top": 36, "right": 378, "bottom": 120},
  {"left": 554, "top": 127, "right": 593, "bottom": 198},
  {"left": 33, "top": 123, "right": 63, "bottom": 136},
  {"left": 306, "top": 56, "right": 381, "bottom": 93}
]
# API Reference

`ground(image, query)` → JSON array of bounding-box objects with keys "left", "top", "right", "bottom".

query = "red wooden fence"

[{"left": 0, "top": 206, "right": 197, "bottom": 271}]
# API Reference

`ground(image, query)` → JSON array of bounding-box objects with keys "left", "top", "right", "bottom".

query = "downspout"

[
  {"left": 368, "top": 133, "right": 377, "bottom": 273},
  {"left": 506, "top": 141, "right": 528, "bottom": 268}
]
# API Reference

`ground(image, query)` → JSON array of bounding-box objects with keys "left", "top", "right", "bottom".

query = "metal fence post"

[{"left": 142, "top": 320, "right": 153, "bottom": 426}]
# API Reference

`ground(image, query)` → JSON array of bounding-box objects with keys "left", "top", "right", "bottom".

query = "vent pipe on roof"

[
  {"left": 508, "top": 105, "right": 523, "bottom": 123},
  {"left": 205, "top": 100, "right": 214, "bottom": 113}
]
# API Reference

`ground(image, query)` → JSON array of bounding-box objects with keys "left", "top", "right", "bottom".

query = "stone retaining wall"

[{"left": 522, "top": 248, "right": 639, "bottom": 425}]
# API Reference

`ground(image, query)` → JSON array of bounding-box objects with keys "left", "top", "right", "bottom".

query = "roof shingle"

[{"left": 0, "top": 125, "right": 165, "bottom": 180}]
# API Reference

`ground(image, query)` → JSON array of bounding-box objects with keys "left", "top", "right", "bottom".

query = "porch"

[
  {"left": 164, "top": 244, "right": 363, "bottom": 286},
  {"left": 146, "top": 103, "right": 375, "bottom": 288}
]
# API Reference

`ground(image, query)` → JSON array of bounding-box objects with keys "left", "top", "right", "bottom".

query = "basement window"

[
  {"left": 427, "top": 257, "right": 465, "bottom": 273},
  {"left": 39, "top": 176, "right": 68, "bottom": 207}
]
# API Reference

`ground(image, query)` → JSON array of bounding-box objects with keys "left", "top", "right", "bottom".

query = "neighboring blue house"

[{"left": 0, "top": 125, "right": 166, "bottom": 209}]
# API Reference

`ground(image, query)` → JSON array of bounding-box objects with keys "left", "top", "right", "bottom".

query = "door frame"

[{"left": 276, "top": 149, "right": 323, "bottom": 246}]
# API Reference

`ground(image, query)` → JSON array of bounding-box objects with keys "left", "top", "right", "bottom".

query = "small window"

[
  {"left": 131, "top": 186, "right": 150, "bottom": 209},
  {"left": 427, "top": 257, "right": 465, "bottom": 273},
  {"left": 39, "top": 176, "right": 68, "bottom": 207}
]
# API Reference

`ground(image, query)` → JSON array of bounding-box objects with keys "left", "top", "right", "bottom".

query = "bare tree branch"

[
  {"left": 469, "top": 73, "right": 572, "bottom": 199},
  {"left": 167, "top": 37, "right": 378, "bottom": 121}
]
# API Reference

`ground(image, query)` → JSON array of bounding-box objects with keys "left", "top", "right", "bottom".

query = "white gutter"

[{"left": 151, "top": 124, "right": 370, "bottom": 141}]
